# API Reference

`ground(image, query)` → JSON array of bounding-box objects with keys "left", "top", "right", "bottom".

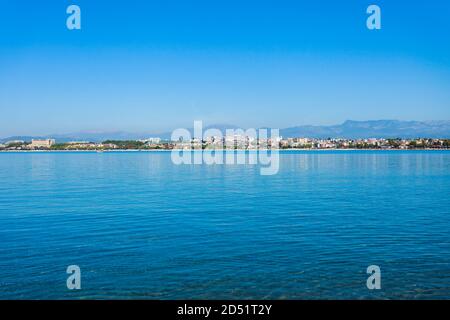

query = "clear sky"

[{"left": 0, "top": 0, "right": 449, "bottom": 136}]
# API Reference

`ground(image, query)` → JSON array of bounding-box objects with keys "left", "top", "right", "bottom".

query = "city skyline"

[{"left": 1, "top": 1, "right": 450, "bottom": 136}]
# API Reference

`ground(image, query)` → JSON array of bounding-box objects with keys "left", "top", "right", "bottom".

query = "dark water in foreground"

[{"left": 0, "top": 150, "right": 449, "bottom": 299}]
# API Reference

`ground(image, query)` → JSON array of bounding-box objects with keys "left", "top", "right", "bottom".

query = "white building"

[
  {"left": 30, "top": 139, "right": 55, "bottom": 148},
  {"left": 141, "top": 137, "right": 161, "bottom": 144}
]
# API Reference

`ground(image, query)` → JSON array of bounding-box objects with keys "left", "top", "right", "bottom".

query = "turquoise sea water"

[{"left": 0, "top": 150, "right": 449, "bottom": 299}]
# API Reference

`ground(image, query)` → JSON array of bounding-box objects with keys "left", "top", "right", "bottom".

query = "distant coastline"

[
  {"left": 1, "top": 135, "right": 450, "bottom": 152},
  {"left": 2, "top": 148, "right": 450, "bottom": 153}
]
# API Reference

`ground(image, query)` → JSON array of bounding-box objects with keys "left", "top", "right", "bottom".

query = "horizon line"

[{"left": 2, "top": 119, "right": 450, "bottom": 139}]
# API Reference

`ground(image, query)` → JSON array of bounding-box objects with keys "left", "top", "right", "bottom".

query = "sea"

[{"left": 0, "top": 150, "right": 449, "bottom": 299}]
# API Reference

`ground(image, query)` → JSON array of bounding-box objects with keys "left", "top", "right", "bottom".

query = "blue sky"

[{"left": 0, "top": 0, "right": 449, "bottom": 136}]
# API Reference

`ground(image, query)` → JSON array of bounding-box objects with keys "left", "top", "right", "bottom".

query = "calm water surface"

[{"left": 0, "top": 151, "right": 449, "bottom": 299}]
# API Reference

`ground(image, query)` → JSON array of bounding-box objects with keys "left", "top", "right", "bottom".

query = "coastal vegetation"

[
  {"left": 102, "top": 140, "right": 146, "bottom": 149},
  {"left": 1, "top": 138, "right": 450, "bottom": 151}
]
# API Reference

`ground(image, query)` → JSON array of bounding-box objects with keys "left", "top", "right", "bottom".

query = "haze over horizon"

[
  {"left": 1, "top": 1, "right": 450, "bottom": 137},
  {"left": 2, "top": 119, "right": 450, "bottom": 141},
  {"left": 1, "top": 119, "right": 449, "bottom": 138}
]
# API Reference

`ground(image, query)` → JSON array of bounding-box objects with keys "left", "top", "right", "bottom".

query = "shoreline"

[{"left": 1, "top": 148, "right": 449, "bottom": 153}]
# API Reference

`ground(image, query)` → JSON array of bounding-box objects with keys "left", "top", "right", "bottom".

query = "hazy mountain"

[
  {"left": 2, "top": 120, "right": 450, "bottom": 143},
  {"left": 158, "top": 124, "right": 240, "bottom": 140},
  {"left": 0, "top": 131, "right": 152, "bottom": 143},
  {"left": 280, "top": 120, "right": 450, "bottom": 139},
  {"left": 50, "top": 131, "right": 152, "bottom": 142},
  {"left": 0, "top": 125, "right": 239, "bottom": 143}
]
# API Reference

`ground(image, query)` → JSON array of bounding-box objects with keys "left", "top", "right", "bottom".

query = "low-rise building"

[
  {"left": 100, "top": 143, "right": 117, "bottom": 149},
  {"left": 142, "top": 137, "right": 161, "bottom": 144}
]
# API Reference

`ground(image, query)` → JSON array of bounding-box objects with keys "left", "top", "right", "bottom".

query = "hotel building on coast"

[{"left": 30, "top": 139, "right": 56, "bottom": 149}]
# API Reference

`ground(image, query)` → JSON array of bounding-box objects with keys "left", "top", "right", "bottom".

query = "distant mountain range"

[
  {"left": 2, "top": 120, "right": 450, "bottom": 143},
  {"left": 280, "top": 120, "right": 450, "bottom": 139}
]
